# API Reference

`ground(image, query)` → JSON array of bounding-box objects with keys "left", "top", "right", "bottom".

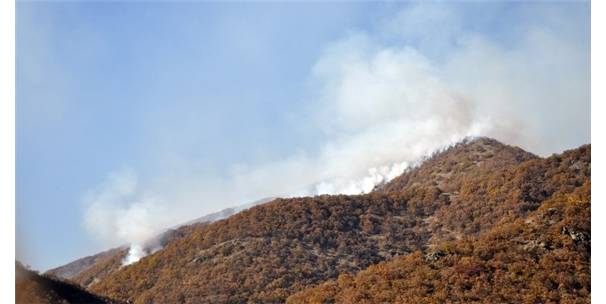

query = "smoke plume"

[{"left": 83, "top": 3, "right": 589, "bottom": 265}]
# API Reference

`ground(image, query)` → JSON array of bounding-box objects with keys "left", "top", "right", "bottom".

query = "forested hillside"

[
  {"left": 288, "top": 181, "right": 590, "bottom": 303},
  {"left": 46, "top": 200, "right": 270, "bottom": 286},
  {"left": 46, "top": 218, "right": 204, "bottom": 287},
  {"left": 77, "top": 138, "right": 590, "bottom": 303}
]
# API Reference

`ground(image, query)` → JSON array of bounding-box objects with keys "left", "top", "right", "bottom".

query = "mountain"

[
  {"left": 16, "top": 262, "right": 120, "bottom": 304},
  {"left": 75, "top": 137, "right": 589, "bottom": 303}
]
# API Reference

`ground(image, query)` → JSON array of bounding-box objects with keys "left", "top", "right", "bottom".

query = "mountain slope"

[
  {"left": 84, "top": 138, "right": 589, "bottom": 303},
  {"left": 47, "top": 224, "right": 201, "bottom": 288},
  {"left": 288, "top": 181, "right": 590, "bottom": 303},
  {"left": 46, "top": 199, "right": 271, "bottom": 286},
  {"left": 183, "top": 197, "right": 276, "bottom": 226},
  {"left": 16, "top": 262, "right": 120, "bottom": 304},
  {"left": 46, "top": 247, "right": 126, "bottom": 281}
]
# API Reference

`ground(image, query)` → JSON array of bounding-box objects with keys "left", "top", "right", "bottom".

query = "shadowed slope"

[{"left": 16, "top": 262, "right": 120, "bottom": 304}]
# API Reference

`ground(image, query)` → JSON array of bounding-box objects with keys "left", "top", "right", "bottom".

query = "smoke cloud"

[
  {"left": 83, "top": 169, "right": 179, "bottom": 264},
  {"left": 83, "top": 3, "right": 589, "bottom": 264}
]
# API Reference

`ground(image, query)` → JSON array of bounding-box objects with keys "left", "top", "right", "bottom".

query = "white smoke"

[
  {"left": 315, "top": 161, "right": 409, "bottom": 195},
  {"left": 122, "top": 244, "right": 146, "bottom": 266},
  {"left": 83, "top": 3, "right": 589, "bottom": 265},
  {"left": 83, "top": 169, "right": 178, "bottom": 265}
]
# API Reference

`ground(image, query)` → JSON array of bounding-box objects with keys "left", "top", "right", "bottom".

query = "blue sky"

[{"left": 17, "top": 2, "right": 590, "bottom": 271}]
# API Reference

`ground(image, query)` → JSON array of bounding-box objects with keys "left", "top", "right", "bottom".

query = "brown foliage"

[
  {"left": 77, "top": 138, "right": 589, "bottom": 303},
  {"left": 288, "top": 182, "right": 590, "bottom": 303}
]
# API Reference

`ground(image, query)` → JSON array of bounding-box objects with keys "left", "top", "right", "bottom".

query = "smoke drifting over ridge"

[{"left": 83, "top": 3, "right": 589, "bottom": 265}]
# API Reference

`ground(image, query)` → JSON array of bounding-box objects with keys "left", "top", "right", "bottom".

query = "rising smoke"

[{"left": 83, "top": 3, "right": 589, "bottom": 265}]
